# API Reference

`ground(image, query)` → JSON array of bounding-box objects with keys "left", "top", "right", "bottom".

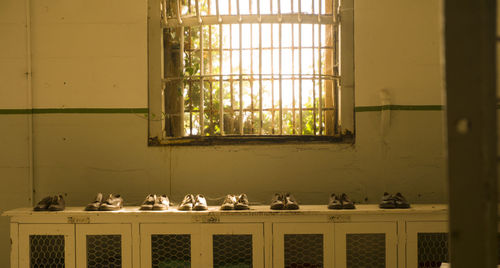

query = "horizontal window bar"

[
  {"left": 165, "top": 14, "right": 337, "bottom": 27},
  {"left": 163, "top": 74, "right": 340, "bottom": 81},
  {"left": 180, "top": 107, "right": 335, "bottom": 113},
  {"left": 181, "top": 46, "right": 336, "bottom": 51}
]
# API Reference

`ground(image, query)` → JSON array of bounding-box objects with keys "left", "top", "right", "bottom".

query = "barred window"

[{"left": 148, "top": 0, "right": 354, "bottom": 144}]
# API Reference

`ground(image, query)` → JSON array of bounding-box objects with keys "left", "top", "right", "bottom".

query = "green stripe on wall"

[
  {"left": 0, "top": 108, "right": 148, "bottom": 114},
  {"left": 0, "top": 105, "right": 499, "bottom": 114}
]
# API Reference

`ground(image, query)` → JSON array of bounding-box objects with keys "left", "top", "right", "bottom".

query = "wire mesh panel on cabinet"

[
  {"left": 284, "top": 234, "right": 324, "bottom": 268},
  {"left": 346, "top": 233, "right": 385, "bottom": 268},
  {"left": 417, "top": 233, "right": 448, "bottom": 268},
  {"left": 30, "top": 235, "right": 65, "bottom": 268},
  {"left": 213, "top": 234, "right": 253, "bottom": 268},
  {"left": 86, "top": 235, "right": 122, "bottom": 268},
  {"left": 151, "top": 234, "right": 191, "bottom": 268}
]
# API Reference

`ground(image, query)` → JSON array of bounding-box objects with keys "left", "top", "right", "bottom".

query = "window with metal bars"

[{"left": 148, "top": 0, "right": 354, "bottom": 144}]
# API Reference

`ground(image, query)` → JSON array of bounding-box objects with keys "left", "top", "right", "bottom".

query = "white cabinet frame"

[
  {"left": 140, "top": 223, "right": 202, "bottom": 267},
  {"left": 273, "top": 223, "right": 334, "bottom": 268},
  {"left": 406, "top": 221, "right": 448, "bottom": 268},
  {"left": 19, "top": 224, "right": 75, "bottom": 268},
  {"left": 334, "top": 222, "right": 397, "bottom": 268},
  {"left": 3, "top": 204, "right": 452, "bottom": 268},
  {"left": 76, "top": 224, "right": 132, "bottom": 268},
  {"left": 202, "top": 224, "right": 265, "bottom": 268}
]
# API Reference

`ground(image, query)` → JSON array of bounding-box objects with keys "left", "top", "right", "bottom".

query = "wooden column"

[{"left": 444, "top": 0, "right": 498, "bottom": 267}]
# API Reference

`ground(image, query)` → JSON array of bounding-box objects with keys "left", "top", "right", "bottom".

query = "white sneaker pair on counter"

[
  {"left": 220, "top": 194, "right": 250, "bottom": 210},
  {"left": 178, "top": 194, "right": 207, "bottom": 211},
  {"left": 140, "top": 194, "right": 170, "bottom": 210}
]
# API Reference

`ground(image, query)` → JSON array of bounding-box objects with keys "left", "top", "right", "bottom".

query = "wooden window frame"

[{"left": 147, "top": 0, "right": 354, "bottom": 146}]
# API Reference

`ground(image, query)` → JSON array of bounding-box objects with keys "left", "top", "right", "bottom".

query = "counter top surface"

[{"left": 2, "top": 204, "right": 448, "bottom": 217}]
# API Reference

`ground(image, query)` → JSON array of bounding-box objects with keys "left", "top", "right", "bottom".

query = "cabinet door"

[
  {"left": 19, "top": 224, "right": 75, "bottom": 268},
  {"left": 273, "top": 223, "right": 334, "bottom": 268},
  {"left": 76, "top": 224, "right": 132, "bottom": 268},
  {"left": 334, "top": 222, "right": 397, "bottom": 268},
  {"left": 406, "top": 222, "right": 448, "bottom": 268},
  {"left": 202, "top": 224, "right": 264, "bottom": 268},
  {"left": 140, "top": 223, "right": 201, "bottom": 268}
]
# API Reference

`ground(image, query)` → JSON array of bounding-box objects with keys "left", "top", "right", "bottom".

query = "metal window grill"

[{"left": 162, "top": 0, "right": 340, "bottom": 138}]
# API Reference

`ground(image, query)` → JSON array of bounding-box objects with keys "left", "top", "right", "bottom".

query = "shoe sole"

[
  {"left": 153, "top": 206, "right": 169, "bottom": 210},
  {"left": 99, "top": 207, "right": 122, "bottom": 211},
  {"left": 328, "top": 205, "right": 342, "bottom": 210},
  {"left": 270, "top": 203, "right": 285, "bottom": 210},
  {"left": 284, "top": 205, "right": 299, "bottom": 210},
  {"left": 193, "top": 206, "right": 208, "bottom": 211},
  {"left": 234, "top": 206, "right": 250, "bottom": 210},
  {"left": 220, "top": 205, "right": 234, "bottom": 210}
]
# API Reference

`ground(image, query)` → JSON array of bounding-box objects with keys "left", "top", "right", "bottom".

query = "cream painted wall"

[
  {"left": 0, "top": 0, "right": 29, "bottom": 108},
  {"left": 31, "top": 0, "right": 148, "bottom": 108},
  {"left": 0, "top": 0, "right": 452, "bottom": 267},
  {"left": 355, "top": 0, "right": 443, "bottom": 106},
  {"left": 0, "top": 1, "right": 32, "bottom": 267}
]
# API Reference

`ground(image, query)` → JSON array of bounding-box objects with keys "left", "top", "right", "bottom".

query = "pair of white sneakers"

[{"left": 178, "top": 194, "right": 207, "bottom": 211}]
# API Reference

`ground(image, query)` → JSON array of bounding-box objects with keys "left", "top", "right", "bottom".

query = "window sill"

[{"left": 148, "top": 134, "right": 354, "bottom": 146}]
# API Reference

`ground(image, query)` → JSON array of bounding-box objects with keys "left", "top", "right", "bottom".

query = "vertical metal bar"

[
  {"left": 219, "top": 23, "right": 224, "bottom": 135},
  {"left": 208, "top": 1, "right": 214, "bottom": 135},
  {"left": 317, "top": 0, "right": 322, "bottom": 21},
  {"left": 270, "top": 0, "right": 275, "bottom": 134},
  {"left": 199, "top": 24, "right": 205, "bottom": 135},
  {"left": 229, "top": 2, "right": 234, "bottom": 132},
  {"left": 278, "top": 1, "right": 283, "bottom": 134},
  {"left": 216, "top": 0, "right": 222, "bottom": 22},
  {"left": 176, "top": 0, "right": 183, "bottom": 24},
  {"left": 318, "top": 24, "right": 323, "bottom": 135},
  {"left": 298, "top": 0, "right": 302, "bottom": 22},
  {"left": 291, "top": 1, "right": 295, "bottom": 134},
  {"left": 278, "top": 0, "right": 282, "bottom": 22},
  {"left": 196, "top": 0, "right": 201, "bottom": 23},
  {"left": 333, "top": 0, "right": 337, "bottom": 23},
  {"left": 333, "top": 21, "right": 339, "bottom": 134},
  {"left": 238, "top": 0, "right": 244, "bottom": 135},
  {"left": 445, "top": 1, "right": 498, "bottom": 267},
  {"left": 298, "top": 24, "right": 302, "bottom": 134},
  {"left": 258, "top": 0, "right": 263, "bottom": 134},
  {"left": 325, "top": 0, "right": 334, "bottom": 136},
  {"left": 209, "top": 25, "right": 214, "bottom": 135},
  {"left": 249, "top": 0, "right": 255, "bottom": 134},
  {"left": 312, "top": 0, "right": 317, "bottom": 135},
  {"left": 188, "top": 28, "right": 193, "bottom": 135},
  {"left": 162, "top": 0, "right": 168, "bottom": 25}
]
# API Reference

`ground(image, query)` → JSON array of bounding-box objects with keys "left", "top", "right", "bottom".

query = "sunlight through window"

[{"left": 163, "top": 0, "right": 340, "bottom": 137}]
